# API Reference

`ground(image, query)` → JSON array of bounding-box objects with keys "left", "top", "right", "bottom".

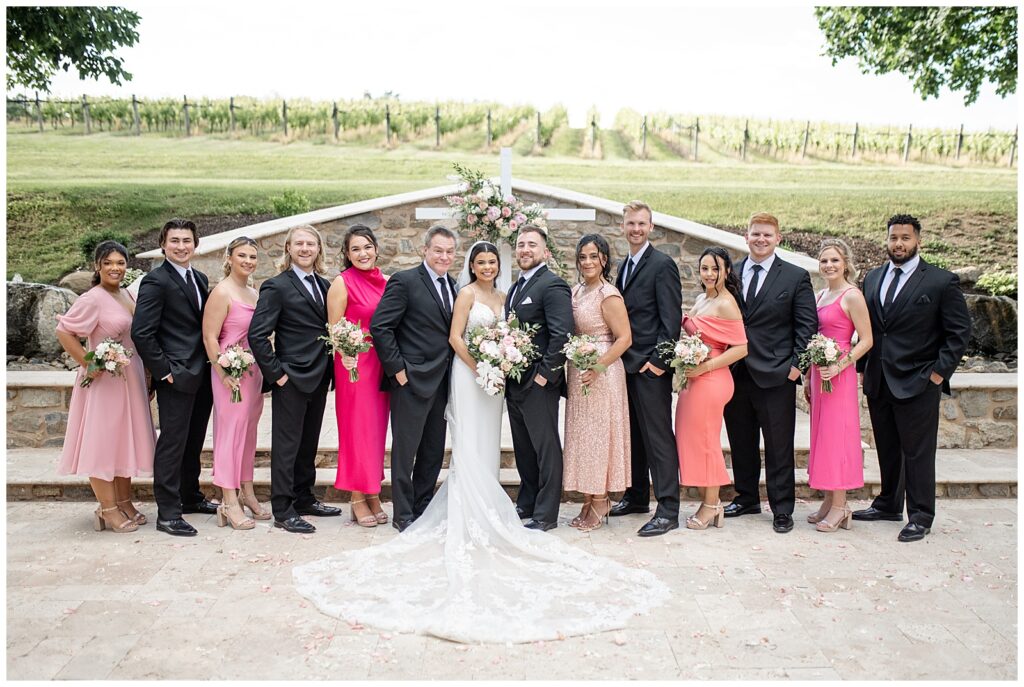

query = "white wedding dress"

[{"left": 292, "top": 302, "right": 669, "bottom": 643}]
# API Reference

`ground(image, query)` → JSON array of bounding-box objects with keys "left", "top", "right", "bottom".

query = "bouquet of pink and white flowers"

[
  {"left": 445, "top": 164, "right": 548, "bottom": 247},
  {"left": 561, "top": 334, "right": 606, "bottom": 397},
  {"left": 657, "top": 332, "right": 710, "bottom": 392},
  {"left": 216, "top": 344, "right": 257, "bottom": 403},
  {"left": 466, "top": 313, "right": 541, "bottom": 396},
  {"left": 320, "top": 318, "right": 373, "bottom": 383},
  {"left": 81, "top": 338, "right": 133, "bottom": 388},
  {"left": 799, "top": 334, "right": 846, "bottom": 393}
]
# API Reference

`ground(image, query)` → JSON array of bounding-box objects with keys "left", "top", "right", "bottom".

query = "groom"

[
  {"left": 504, "top": 224, "right": 574, "bottom": 531},
  {"left": 371, "top": 225, "right": 459, "bottom": 532}
]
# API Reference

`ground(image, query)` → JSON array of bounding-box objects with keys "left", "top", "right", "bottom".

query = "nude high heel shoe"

[
  {"left": 94, "top": 506, "right": 139, "bottom": 533},
  {"left": 350, "top": 499, "right": 378, "bottom": 528},
  {"left": 686, "top": 502, "right": 724, "bottom": 530},
  {"left": 816, "top": 507, "right": 853, "bottom": 532}
]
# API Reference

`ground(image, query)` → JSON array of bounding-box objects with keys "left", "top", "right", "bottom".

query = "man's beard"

[
  {"left": 887, "top": 243, "right": 918, "bottom": 265},
  {"left": 517, "top": 255, "right": 542, "bottom": 271}
]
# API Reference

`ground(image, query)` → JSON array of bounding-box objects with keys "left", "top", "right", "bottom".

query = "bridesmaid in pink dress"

[
  {"left": 326, "top": 225, "right": 390, "bottom": 527},
  {"left": 202, "top": 237, "right": 267, "bottom": 530},
  {"left": 805, "top": 239, "right": 873, "bottom": 532},
  {"left": 674, "top": 247, "right": 748, "bottom": 530},
  {"left": 56, "top": 240, "right": 156, "bottom": 533}
]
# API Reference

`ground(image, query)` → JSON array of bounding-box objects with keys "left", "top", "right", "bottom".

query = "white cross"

[{"left": 416, "top": 147, "right": 596, "bottom": 291}]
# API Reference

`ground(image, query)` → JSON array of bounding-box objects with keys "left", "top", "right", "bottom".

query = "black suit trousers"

[
  {"left": 270, "top": 373, "right": 329, "bottom": 520},
  {"left": 388, "top": 377, "right": 449, "bottom": 523},
  {"left": 153, "top": 374, "right": 212, "bottom": 520},
  {"left": 868, "top": 377, "right": 941, "bottom": 527},
  {"left": 507, "top": 382, "right": 564, "bottom": 523},
  {"left": 723, "top": 364, "right": 796, "bottom": 514},
  {"left": 622, "top": 371, "right": 679, "bottom": 519}
]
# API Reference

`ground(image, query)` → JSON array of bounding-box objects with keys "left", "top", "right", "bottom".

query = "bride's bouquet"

[
  {"left": 799, "top": 333, "right": 846, "bottom": 393},
  {"left": 560, "top": 334, "right": 606, "bottom": 397},
  {"left": 466, "top": 313, "right": 540, "bottom": 396},
  {"left": 81, "top": 338, "right": 133, "bottom": 388},
  {"left": 657, "top": 332, "right": 710, "bottom": 392},
  {"left": 320, "top": 318, "right": 373, "bottom": 383},
  {"left": 216, "top": 344, "right": 257, "bottom": 403}
]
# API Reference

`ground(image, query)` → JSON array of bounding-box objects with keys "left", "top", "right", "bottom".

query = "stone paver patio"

[{"left": 6, "top": 499, "right": 1017, "bottom": 680}]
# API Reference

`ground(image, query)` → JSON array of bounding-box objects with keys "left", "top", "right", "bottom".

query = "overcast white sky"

[{"left": 33, "top": 1, "right": 1019, "bottom": 132}]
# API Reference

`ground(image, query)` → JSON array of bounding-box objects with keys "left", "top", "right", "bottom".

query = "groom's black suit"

[
  {"left": 504, "top": 264, "right": 574, "bottom": 525},
  {"left": 370, "top": 264, "right": 457, "bottom": 523},
  {"left": 248, "top": 268, "right": 334, "bottom": 521}
]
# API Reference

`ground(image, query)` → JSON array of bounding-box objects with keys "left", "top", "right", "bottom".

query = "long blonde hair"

[
  {"left": 277, "top": 225, "right": 326, "bottom": 274},
  {"left": 818, "top": 238, "right": 858, "bottom": 282}
]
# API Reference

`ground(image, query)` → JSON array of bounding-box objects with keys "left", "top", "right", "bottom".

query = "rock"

[
  {"left": 953, "top": 266, "right": 982, "bottom": 284},
  {"left": 57, "top": 270, "right": 95, "bottom": 295},
  {"left": 955, "top": 390, "right": 990, "bottom": 418},
  {"left": 6, "top": 282, "right": 78, "bottom": 358},
  {"left": 964, "top": 294, "right": 1017, "bottom": 359}
]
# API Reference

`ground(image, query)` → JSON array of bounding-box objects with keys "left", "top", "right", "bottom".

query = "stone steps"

[{"left": 8, "top": 447, "right": 1016, "bottom": 502}]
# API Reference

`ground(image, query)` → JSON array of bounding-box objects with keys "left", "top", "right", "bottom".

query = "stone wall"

[{"left": 7, "top": 380, "right": 71, "bottom": 448}]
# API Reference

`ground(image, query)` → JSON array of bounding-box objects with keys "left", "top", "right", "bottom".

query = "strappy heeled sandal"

[
  {"left": 116, "top": 499, "right": 147, "bottom": 526},
  {"left": 216, "top": 504, "right": 255, "bottom": 530},
  {"left": 350, "top": 499, "right": 378, "bottom": 528},
  {"left": 94, "top": 506, "right": 139, "bottom": 533}
]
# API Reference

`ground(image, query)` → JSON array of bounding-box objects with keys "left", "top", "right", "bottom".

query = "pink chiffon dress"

[
  {"left": 675, "top": 314, "right": 747, "bottom": 487},
  {"left": 807, "top": 289, "right": 864, "bottom": 490},
  {"left": 333, "top": 266, "right": 390, "bottom": 493},
  {"left": 56, "top": 286, "right": 155, "bottom": 479},
  {"left": 211, "top": 300, "right": 264, "bottom": 489}
]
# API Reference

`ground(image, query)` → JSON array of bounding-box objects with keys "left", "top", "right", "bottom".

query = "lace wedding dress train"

[{"left": 292, "top": 302, "right": 669, "bottom": 643}]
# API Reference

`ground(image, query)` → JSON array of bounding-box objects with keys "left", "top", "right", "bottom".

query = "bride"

[{"left": 292, "top": 241, "right": 668, "bottom": 644}]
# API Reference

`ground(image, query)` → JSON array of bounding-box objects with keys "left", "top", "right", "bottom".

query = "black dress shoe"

[
  {"left": 524, "top": 519, "right": 557, "bottom": 531},
  {"left": 852, "top": 506, "right": 904, "bottom": 522},
  {"left": 897, "top": 522, "right": 930, "bottom": 542},
  {"left": 181, "top": 498, "right": 220, "bottom": 515},
  {"left": 515, "top": 505, "right": 533, "bottom": 520},
  {"left": 156, "top": 518, "right": 197, "bottom": 537},
  {"left": 609, "top": 500, "right": 651, "bottom": 517},
  {"left": 274, "top": 516, "right": 316, "bottom": 534},
  {"left": 295, "top": 501, "right": 342, "bottom": 517},
  {"left": 637, "top": 516, "right": 679, "bottom": 537},
  {"left": 772, "top": 513, "right": 794, "bottom": 533},
  {"left": 723, "top": 502, "right": 762, "bottom": 518},
  {"left": 392, "top": 518, "right": 414, "bottom": 533}
]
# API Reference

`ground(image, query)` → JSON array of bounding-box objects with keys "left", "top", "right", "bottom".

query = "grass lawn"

[{"left": 6, "top": 128, "right": 1017, "bottom": 283}]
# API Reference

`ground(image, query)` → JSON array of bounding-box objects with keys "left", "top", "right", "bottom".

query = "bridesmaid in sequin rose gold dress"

[{"left": 562, "top": 234, "right": 633, "bottom": 532}]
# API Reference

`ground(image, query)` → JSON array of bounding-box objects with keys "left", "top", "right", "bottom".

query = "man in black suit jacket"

[
  {"left": 248, "top": 225, "right": 340, "bottom": 534},
  {"left": 723, "top": 212, "right": 817, "bottom": 533},
  {"left": 853, "top": 214, "right": 971, "bottom": 542},
  {"left": 504, "top": 225, "right": 574, "bottom": 531},
  {"left": 608, "top": 201, "right": 683, "bottom": 537},
  {"left": 370, "top": 225, "right": 458, "bottom": 532},
  {"left": 132, "top": 218, "right": 218, "bottom": 536}
]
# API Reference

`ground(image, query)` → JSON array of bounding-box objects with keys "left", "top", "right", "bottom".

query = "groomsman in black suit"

[
  {"left": 371, "top": 226, "right": 458, "bottom": 532},
  {"left": 609, "top": 201, "right": 683, "bottom": 537},
  {"left": 132, "top": 218, "right": 218, "bottom": 536},
  {"left": 248, "top": 225, "right": 340, "bottom": 534},
  {"left": 504, "top": 225, "right": 574, "bottom": 531},
  {"left": 853, "top": 214, "right": 971, "bottom": 542},
  {"left": 723, "top": 212, "right": 817, "bottom": 533}
]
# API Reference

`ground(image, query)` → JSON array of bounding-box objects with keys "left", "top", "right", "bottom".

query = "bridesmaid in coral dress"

[
  {"left": 805, "top": 239, "right": 873, "bottom": 533},
  {"left": 675, "top": 247, "right": 748, "bottom": 530},
  {"left": 56, "top": 240, "right": 156, "bottom": 533},
  {"left": 562, "top": 234, "right": 632, "bottom": 532},
  {"left": 326, "top": 225, "right": 390, "bottom": 527},
  {"left": 202, "top": 236, "right": 267, "bottom": 529}
]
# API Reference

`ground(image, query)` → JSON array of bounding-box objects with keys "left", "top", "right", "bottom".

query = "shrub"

[
  {"left": 924, "top": 254, "right": 951, "bottom": 269},
  {"left": 79, "top": 229, "right": 133, "bottom": 263},
  {"left": 271, "top": 189, "right": 311, "bottom": 217},
  {"left": 976, "top": 270, "right": 1017, "bottom": 297}
]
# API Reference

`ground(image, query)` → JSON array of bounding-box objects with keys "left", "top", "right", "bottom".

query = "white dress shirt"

[
  {"left": 292, "top": 265, "right": 323, "bottom": 302},
  {"left": 878, "top": 254, "right": 920, "bottom": 303},
  {"left": 422, "top": 261, "right": 455, "bottom": 306},
  {"left": 624, "top": 241, "right": 650, "bottom": 279},
  {"left": 742, "top": 252, "right": 776, "bottom": 298},
  {"left": 168, "top": 261, "right": 203, "bottom": 306}
]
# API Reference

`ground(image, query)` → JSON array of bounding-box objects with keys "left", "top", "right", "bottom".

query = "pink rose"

[
  {"left": 467, "top": 214, "right": 478, "bottom": 225},
  {"left": 477, "top": 202, "right": 488, "bottom": 213},
  {"left": 513, "top": 213, "right": 527, "bottom": 225},
  {"left": 501, "top": 206, "right": 512, "bottom": 218},
  {"left": 508, "top": 220, "right": 518, "bottom": 232}
]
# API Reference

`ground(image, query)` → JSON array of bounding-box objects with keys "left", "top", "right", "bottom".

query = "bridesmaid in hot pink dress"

[
  {"left": 56, "top": 240, "right": 155, "bottom": 533},
  {"left": 326, "top": 225, "right": 390, "bottom": 527},
  {"left": 674, "top": 247, "right": 748, "bottom": 530},
  {"left": 202, "top": 237, "right": 267, "bottom": 530},
  {"left": 805, "top": 239, "right": 873, "bottom": 533}
]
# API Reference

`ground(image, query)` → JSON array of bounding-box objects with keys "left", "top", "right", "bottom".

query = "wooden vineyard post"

[
  {"left": 801, "top": 120, "right": 810, "bottom": 159},
  {"left": 955, "top": 123, "right": 963, "bottom": 161},
  {"left": 435, "top": 105, "right": 441, "bottom": 148},
  {"left": 693, "top": 117, "right": 700, "bottom": 161},
  {"left": 742, "top": 119, "right": 749, "bottom": 161},
  {"left": 486, "top": 109, "right": 492, "bottom": 148},
  {"left": 82, "top": 95, "right": 92, "bottom": 135},
  {"left": 34, "top": 92, "right": 43, "bottom": 132},
  {"left": 591, "top": 116, "right": 597, "bottom": 155},
  {"left": 1010, "top": 126, "right": 1017, "bottom": 167},
  {"left": 641, "top": 115, "right": 647, "bottom": 158},
  {"left": 183, "top": 95, "right": 191, "bottom": 136},
  {"left": 230, "top": 97, "right": 236, "bottom": 133},
  {"left": 282, "top": 100, "right": 288, "bottom": 136},
  {"left": 385, "top": 105, "right": 391, "bottom": 146},
  {"left": 132, "top": 95, "right": 140, "bottom": 135},
  {"left": 332, "top": 102, "right": 339, "bottom": 140},
  {"left": 536, "top": 111, "right": 541, "bottom": 147},
  {"left": 903, "top": 124, "right": 912, "bottom": 162},
  {"left": 851, "top": 122, "right": 858, "bottom": 158}
]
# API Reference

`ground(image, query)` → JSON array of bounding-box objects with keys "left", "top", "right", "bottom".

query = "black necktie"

[
  {"left": 184, "top": 269, "right": 200, "bottom": 309},
  {"left": 437, "top": 277, "right": 451, "bottom": 313},
  {"left": 745, "top": 264, "right": 763, "bottom": 307},
  {"left": 305, "top": 275, "right": 323, "bottom": 306},
  {"left": 512, "top": 275, "right": 526, "bottom": 304},
  {"left": 623, "top": 257, "right": 635, "bottom": 286},
  {"left": 883, "top": 267, "right": 903, "bottom": 311}
]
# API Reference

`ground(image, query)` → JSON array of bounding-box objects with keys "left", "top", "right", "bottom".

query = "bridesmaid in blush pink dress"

[
  {"left": 202, "top": 237, "right": 267, "bottom": 530},
  {"left": 326, "top": 225, "right": 390, "bottom": 527},
  {"left": 56, "top": 240, "right": 155, "bottom": 533},
  {"left": 805, "top": 239, "right": 873, "bottom": 533},
  {"left": 674, "top": 247, "right": 748, "bottom": 531}
]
